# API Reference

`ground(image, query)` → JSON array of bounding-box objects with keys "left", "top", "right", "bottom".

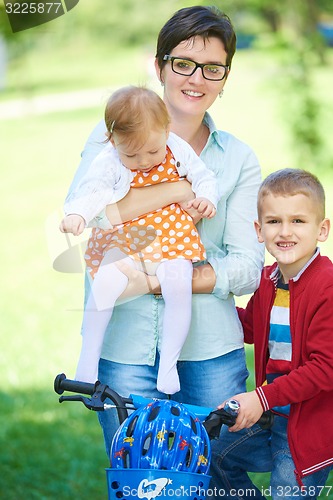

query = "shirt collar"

[
  {"left": 203, "top": 112, "right": 225, "bottom": 151},
  {"left": 292, "top": 247, "right": 320, "bottom": 282},
  {"left": 270, "top": 248, "right": 320, "bottom": 284}
]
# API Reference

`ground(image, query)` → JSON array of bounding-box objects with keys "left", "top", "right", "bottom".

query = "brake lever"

[
  {"left": 58, "top": 381, "right": 109, "bottom": 411},
  {"left": 203, "top": 408, "right": 236, "bottom": 439},
  {"left": 59, "top": 394, "right": 106, "bottom": 410}
]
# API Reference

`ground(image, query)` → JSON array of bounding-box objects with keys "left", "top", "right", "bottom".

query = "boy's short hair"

[
  {"left": 105, "top": 86, "right": 170, "bottom": 150},
  {"left": 257, "top": 168, "right": 326, "bottom": 221}
]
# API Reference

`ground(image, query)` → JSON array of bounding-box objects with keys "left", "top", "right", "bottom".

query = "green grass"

[
  {"left": 1, "top": 44, "right": 332, "bottom": 498},
  {"left": 1, "top": 43, "right": 150, "bottom": 101}
]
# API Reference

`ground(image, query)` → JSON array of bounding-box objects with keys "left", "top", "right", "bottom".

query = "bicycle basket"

[{"left": 106, "top": 468, "right": 211, "bottom": 500}]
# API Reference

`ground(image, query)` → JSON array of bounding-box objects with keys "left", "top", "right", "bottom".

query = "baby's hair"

[
  {"left": 258, "top": 168, "right": 326, "bottom": 221},
  {"left": 105, "top": 86, "right": 170, "bottom": 150}
]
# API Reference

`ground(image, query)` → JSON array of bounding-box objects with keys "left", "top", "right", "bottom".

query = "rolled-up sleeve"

[{"left": 201, "top": 134, "right": 264, "bottom": 300}]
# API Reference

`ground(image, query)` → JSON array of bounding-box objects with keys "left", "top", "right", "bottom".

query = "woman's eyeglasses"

[{"left": 163, "top": 55, "right": 229, "bottom": 81}]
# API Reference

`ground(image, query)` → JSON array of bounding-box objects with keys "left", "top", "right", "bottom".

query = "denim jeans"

[
  {"left": 209, "top": 415, "right": 332, "bottom": 499},
  {"left": 97, "top": 347, "right": 248, "bottom": 462}
]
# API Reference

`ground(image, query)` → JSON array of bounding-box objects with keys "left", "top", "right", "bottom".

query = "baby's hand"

[
  {"left": 59, "top": 214, "right": 86, "bottom": 236},
  {"left": 186, "top": 197, "right": 216, "bottom": 219}
]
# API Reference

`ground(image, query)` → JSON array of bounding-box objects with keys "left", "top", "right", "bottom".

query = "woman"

[{"left": 65, "top": 5, "right": 264, "bottom": 475}]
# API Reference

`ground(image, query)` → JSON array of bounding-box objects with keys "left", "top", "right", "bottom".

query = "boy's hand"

[
  {"left": 218, "top": 391, "right": 263, "bottom": 432},
  {"left": 186, "top": 197, "right": 216, "bottom": 218},
  {"left": 59, "top": 214, "right": 86, "bottom": 236}
]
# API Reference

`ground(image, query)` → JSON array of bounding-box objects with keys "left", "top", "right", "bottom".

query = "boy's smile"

[{"left": 255, "top": 193, "right": 330, "bottom": 283}]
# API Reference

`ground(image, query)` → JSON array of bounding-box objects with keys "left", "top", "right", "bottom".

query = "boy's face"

[
  {"left": 111, "top": 128, "right": 169, "bottom": 173},
  {"left": 255, "top": 192, "right": 330, "bottom": 282}
]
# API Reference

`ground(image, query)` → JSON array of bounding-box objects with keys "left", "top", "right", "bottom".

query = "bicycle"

[{"left": 54, "top": 373, "right": 273, "bottom": 500}]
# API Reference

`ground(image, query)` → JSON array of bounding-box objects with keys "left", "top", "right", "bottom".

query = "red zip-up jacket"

[{"left": 238, "top": 253, "right": 333, "bottom": 482}]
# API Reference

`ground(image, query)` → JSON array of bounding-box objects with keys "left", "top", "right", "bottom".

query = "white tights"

[{"left": 75, "top": 254, "right": 193, "bottom": 395}]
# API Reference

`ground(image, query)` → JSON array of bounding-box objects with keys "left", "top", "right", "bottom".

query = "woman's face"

[{"left": 157, "top": 36, "right": 228, "bottom": 119}]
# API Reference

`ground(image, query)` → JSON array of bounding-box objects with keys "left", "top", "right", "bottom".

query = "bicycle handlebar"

[
  {"left": 54, "top": 373, "right": 129, "bottom": 423},
  {"left": 55, "top": 373, "right": 95, "bottom": 396},
  {"left": 54, "top": 373, "right": 215, "bottom": 423},
  {"left": 54, "top": 373, "right": 274, "bottom": 439}
]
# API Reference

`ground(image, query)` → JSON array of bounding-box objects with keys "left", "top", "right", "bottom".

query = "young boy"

[{"left": 210, "top": 169, "right": 333, "bottom": 499}]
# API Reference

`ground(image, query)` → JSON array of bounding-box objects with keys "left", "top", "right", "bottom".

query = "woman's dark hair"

[{"left": 156, "top": 6, "right": 236, "bottom": 74}]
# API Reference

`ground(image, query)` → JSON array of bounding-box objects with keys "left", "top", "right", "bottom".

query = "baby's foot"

[
  {"left": 74, "top": 366, "right": 98, "bottom": 384},
  {"left": 157, "top": 366, "right": 180, "bottom": 395}
]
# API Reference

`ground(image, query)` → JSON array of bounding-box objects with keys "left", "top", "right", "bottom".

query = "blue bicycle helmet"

[{"left": 110, "top": 399, "right": 211, "bottom": 474}]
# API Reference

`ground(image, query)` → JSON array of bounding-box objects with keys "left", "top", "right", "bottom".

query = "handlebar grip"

[
  {"left": 257, "top": 410, "right": 274, "bottom": 430},
  {"left": 54, "top": 374, "right": 129, "bottom": 424},
  {"left": 54, "top": 373, "right": 95, "bottom": 396}
]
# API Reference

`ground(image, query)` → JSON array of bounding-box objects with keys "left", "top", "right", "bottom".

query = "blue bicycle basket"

[{"left": 110, "top": 399, "right": 211, "bottom": 474}]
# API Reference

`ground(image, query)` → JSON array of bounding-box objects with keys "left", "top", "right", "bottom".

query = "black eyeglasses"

[{"left": 163, "top": 55, "right": 229, "bottom": 81}]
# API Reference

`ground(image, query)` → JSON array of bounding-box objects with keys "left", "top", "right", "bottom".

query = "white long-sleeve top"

[{"left": 64, "top": 131, "right": 218, "bottom": 227}]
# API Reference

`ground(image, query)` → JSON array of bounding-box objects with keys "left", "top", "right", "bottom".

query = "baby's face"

[{"left": 114, "top": 128, "right": 168, "bottom": 173}]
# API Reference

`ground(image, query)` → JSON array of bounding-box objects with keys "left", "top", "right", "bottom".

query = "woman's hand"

[
  {"left": 116, "top": 260, "right": 161, "bottom": 300},
  {"left": 115, "top": 261, "right": 216, "bottom": 300}
]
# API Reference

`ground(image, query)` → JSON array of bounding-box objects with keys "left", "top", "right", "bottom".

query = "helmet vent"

[
  {"left": 126, "top": 415, "right": 138, "bottom": 436},
  {"left": 171, "top": 406, "right": 180, "bottom": 416},
  {"left": 167, "top": 431, "right": 176, "bottom": 450},
  {"left": 122, "top": 450, "right": 130, "bottom": 468},
  {"left": 190, "top": 416, "right": 197, "bottom": 433},
  {"left": 148, "top": 406, "right": 161, "bottom": 421},
  {"left": 185, "top": 443, "right": 194, "bottom": 468},
  {"left": 142, "top": 434, "right": 152, "bottom": 456}
]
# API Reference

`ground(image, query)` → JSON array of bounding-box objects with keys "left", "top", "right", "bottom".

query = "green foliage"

[{"left": 2, "top": 0, "right": 332, "bottom": 168}]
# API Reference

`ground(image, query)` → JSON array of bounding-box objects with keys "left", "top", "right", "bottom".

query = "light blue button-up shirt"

[{"left": 66, "top": 113, "right": 264, "bottom": 364}]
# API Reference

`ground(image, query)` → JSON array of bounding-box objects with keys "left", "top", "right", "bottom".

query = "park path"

[{"left": 0, "top": 86, "right": 110, "bottom": 119}]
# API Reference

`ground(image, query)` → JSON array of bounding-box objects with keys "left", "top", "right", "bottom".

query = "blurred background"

[{"left": 1, "top": 0, "right": 332, "bottom": 498}]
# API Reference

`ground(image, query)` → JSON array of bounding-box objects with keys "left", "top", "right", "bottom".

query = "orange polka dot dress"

[{"left": 85, "top": 147, "right": 206, "bottom": 278}]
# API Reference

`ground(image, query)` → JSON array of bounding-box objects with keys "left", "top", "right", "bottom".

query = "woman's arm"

[
  {"left": 192, "top": 263, "right": 216, "bottom": 293},
  {"left": 208, "top": 147, "right": 264, "bottom": 300},
  {"left": 66, "top": 123, "right": 199, "bottom": 227},
  {"left": 105, "top": 180, "right": 195, "bottom": 225},
  {"left": 116, "top": 261, "right": 216, "bottom": 300}
]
